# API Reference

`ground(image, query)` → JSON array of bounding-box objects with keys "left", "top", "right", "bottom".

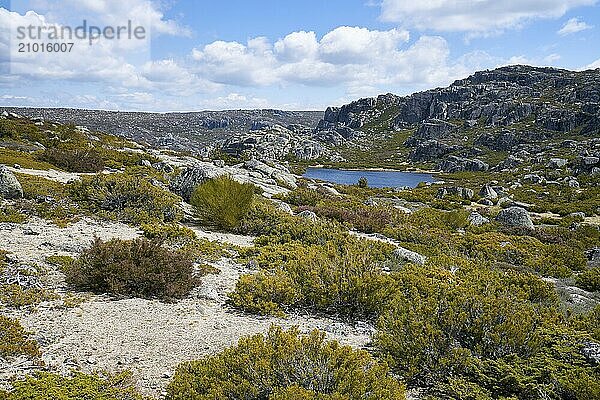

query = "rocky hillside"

[
  {"left": 314, "top": 65, "right": 600, "bottom": 172},
  {"left": 0, "top": 108, "right": 323, "bottom": 157}
]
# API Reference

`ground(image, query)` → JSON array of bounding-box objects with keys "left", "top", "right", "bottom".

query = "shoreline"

[{"left": 305, "top": 164, "right": 441, "bottom": 175}]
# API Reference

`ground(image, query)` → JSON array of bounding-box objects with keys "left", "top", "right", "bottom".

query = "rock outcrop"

[
  {"left": 0, "top": 165, "right": 23, "bottom": 199},
  {"left": 495, "top": 207, "right": 534, "bottom": 229}
]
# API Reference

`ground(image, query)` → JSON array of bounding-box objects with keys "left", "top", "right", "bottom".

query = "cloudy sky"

[{"left": 0, "top": 0, "right": 599, "bottom": 111}]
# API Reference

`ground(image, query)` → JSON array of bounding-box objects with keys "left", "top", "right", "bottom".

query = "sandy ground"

[{"left": 7, "top": 166, "right": 118, "bottom": 184}]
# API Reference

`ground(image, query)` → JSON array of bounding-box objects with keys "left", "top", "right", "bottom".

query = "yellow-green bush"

[
  {"left": 190, "top": 175, "right": 254, "bottom": 231},
  {"left": 39, "top": 148, "right": 104, "bottom": 173},
  {"left": 0, "top": 284, "right": 58, "bottom": 308},
  {"left": 3, "top": 371, "right": 146, "bottom": 400},
  {"left": 374, "top": 264, "right": 559, "bottom": 387},
  {"left": 0, "top": 205, "right": 27, "bottom": 223},
  {"left": 0, "top": 315, "right": 40, "bottom": 360},
  {"left": 65, "top": 237, "right": 198, "bottom": 300},
  {"left": 442, "top": 330, "right": 600, "bottom": 400},
  {"left": 278, "top": 187, "right": 325, "bottom": 207},
  {"left": 69, "top": 173, "right": 181, "bottom": 224},
  {"left": 231, "top": 239, "right": 396, "bottom": 319},
  {"left": 166, "top": 326, "right": 405, "bottom": 400},
  {"left": 575, "top": 267, "right": 600, "bottom": 292},
  {"left": 238, "top": 201, "right": 347, "bottom": 246}
]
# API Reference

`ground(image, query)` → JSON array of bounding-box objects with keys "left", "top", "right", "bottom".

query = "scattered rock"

[
  {"left": 479, "top": 184, "right": 498, "bottom": 199},
  {"left": 468, "top": 212, "right": 489, "bottom": 226},
  {"left": 393, "top": 247, "right": 427, "bottom": 266},
  {"left": 0, "top": 165, "right": 23, "bottom": 199},
  {"left": 523, "top": 174, "right": 545, "bottom": 185},
  {"left": 547, "top": 158, "right": 568, "bottom": 168},
  {"left": 297, "top": 210, "right": 317, "bottom": 222},
  {"left": 436, "top": 187, "right": 474, "bottom": 200},
  {"left": 581, "top": 342, "right": 600, "bottom": 365},
  {"left": 495, "top": 207, "right": 534, "bottom": 229}
]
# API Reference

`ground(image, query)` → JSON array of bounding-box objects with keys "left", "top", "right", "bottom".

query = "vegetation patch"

[
  {"left": 39, "top": 148, "right": 104, "bottom": 173},
  {"left": 65, "top": 237, "right": 199, "bottom": 300},
  {"left": 231, "top": 239, "right": 396, "bottom": 318},
  {"left": 69, "top": 173, "right": 181, "bottom": 224},
  {"left": 190, "top": 175, "right": 254, "bottom": 231},
  {"left": 3, "top": 371, "right": 146, "bottom": 400},
  {"left": 575, "top": 267, "right": 600, "bottom": 292},
  {"left": 0, "top": 315, "right": 40, "bottom": 360},
  {"left": 166, "top": 326, "right": 405, "bottom": 400}
]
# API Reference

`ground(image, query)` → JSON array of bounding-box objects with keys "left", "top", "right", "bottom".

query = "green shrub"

[
  {"left": 166, "top": 326, "right": 405, "bottom": 400},
  {"left": 140, "top": 222, "right": 196, "bottom": 242},
  {"left": 190, "top": 176, "right": 254, "bottom": 231},
  {"left": 571, "top": 305, "right": 600, "bottom": 341},
  {"left": 575, "top": 267, "right": 600, "bottom": 292},
  {"left": 447, "top": 330, "right": 600, "bottom": 400},
  {"left": 44, "top": 255, "right": 75, "bottom": 271},
  {"left": 4, "top": 371, "right": 146, "bottom": 400},
  {"left": 65, "top": 237, "right": 198, "bottom": 300},
  {"left": 231, "top": 239, "right": 397, "bottom": 319},
  {"left": 278, "top": 187, "right": 324, "bottom": 207},
  {"left": 0, "top": 206, "right": 27, "bottom": 223},
  {"left": 0, "top": 315, "right": 40, "bottom": 360},
  {"left": 358, "top": 176, "right": 368, "bottom": 188},
  {"left": 0, "top": 284, "right": 58, "bottom": 308},
  {"left": 39, "top": 148, "right": 104, "bottom": 172},
  {"left": 237, "top": 201, "right": 347, "bottom": 246},
  {"left": 69, "top": 173, "right": 181, "bottom": 224},
  {"left": 374, "top": 264, "right": 559, "bottom": 387},
  {"left": 0, "top": 148, "right": 56, "bottom": 170}
]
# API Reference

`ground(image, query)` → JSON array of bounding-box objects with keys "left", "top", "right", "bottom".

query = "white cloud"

[
  {"left": 544, "top": 53, "right": 562, "bottom": 63},
  {"left": 190, "top": 26, "right": 446, "bottom": 89},
  {"left": 557, "top": 17, "right": 593, "bottom": 35},
  {"left": 274, "top": 31, "right": 319, "bottom": 61},
  {"left": 33, "top": 0, "right": 191, "bottom": 37},
  {"left": 582, "top": 58, "right": 600, "bottom": 69},
  {"left": 379, "top": 0, "right": 597, "bottom": 33},
  {"left": 319, "top": 26, "right": 409, "bottom": 64},
  {"left": 191, "top": 39, "right": 278, "bottom": 86}
]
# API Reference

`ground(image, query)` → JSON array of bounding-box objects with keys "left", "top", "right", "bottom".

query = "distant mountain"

[
  {"left": 3, "top": 65, "right": 599, "bottom": 170},
  {"left": 0, "top": 108, "right": 323, "bottom": 156},
  {"left": 312, "top": 65, "right": 600, "bottom": 170}
]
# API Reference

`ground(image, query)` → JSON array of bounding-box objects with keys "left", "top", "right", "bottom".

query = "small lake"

[{"left": 303, "top": 167, "right": 436, "bottom": 188}]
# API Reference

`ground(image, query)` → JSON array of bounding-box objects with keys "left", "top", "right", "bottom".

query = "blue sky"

[{"left": 0, "top": 0, "right": 599, "bottom": 111}]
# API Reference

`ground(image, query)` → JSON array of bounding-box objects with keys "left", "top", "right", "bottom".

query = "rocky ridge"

[{"left": 313, "top": 65, "right": 600, "bottom": 173}]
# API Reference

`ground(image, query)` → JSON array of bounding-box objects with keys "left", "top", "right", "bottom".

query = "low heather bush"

[{"left": 65, "top": 238, "right": 198, "bottom": 300}]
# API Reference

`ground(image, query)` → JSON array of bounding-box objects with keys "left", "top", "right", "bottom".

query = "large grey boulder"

[
  {"left": 479, "top": 184, "right": 498, "bottom": 199},
  {"left": 0, "top": 166, "right": 23, "bottom": 199},
  {"left": 244, "top": 159, "right": 297, "bottom": 189},
  {"left": 468, "top": 212, "right": 490, "bottom": 226},
  {"left": 393, "top": 247, "right": 427, "bottom": 266},
  {"left": 495, "top": 206, "right": 534, "bottom": 229},
  {"left": 169, "top": 165, "right": 224, "bottom": 201},
  {"left": 409, "top": 140, "right": 460, "bottom": 162},
  {"left": 436, "top": 187, "right": 474, "bottom": 200},
  {"left": 438, "top": 156, "right": 489, "bottom": 173}
]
